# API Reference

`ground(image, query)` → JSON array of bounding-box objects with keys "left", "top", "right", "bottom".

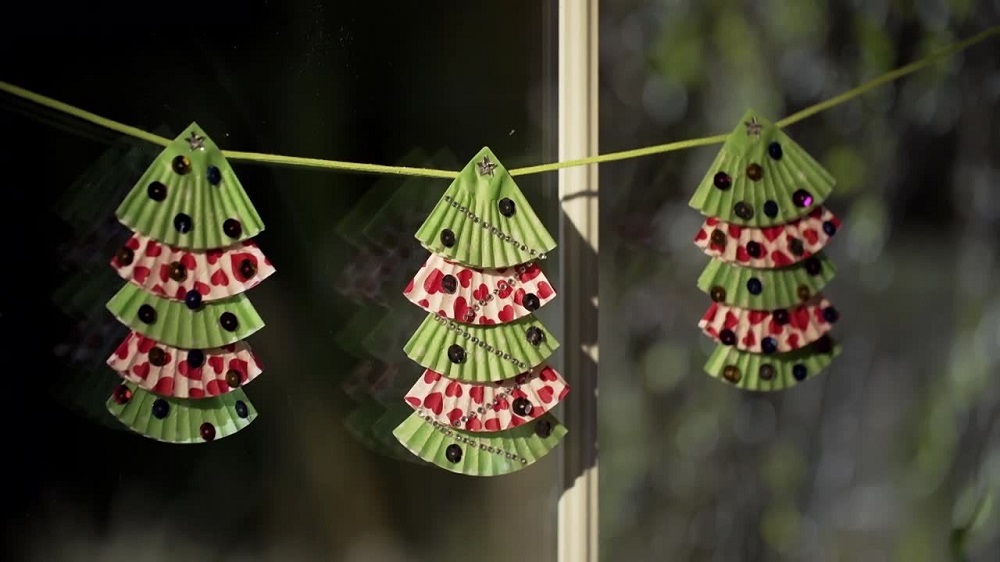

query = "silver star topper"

[
  {"left": 477, "top": 155, "right": 497, "bottom": 177},
  {"left": 186, "top": 131, "right": 206, "bottom": 151},
  {"left": 744, "top": 117, "right": 762, "bottom": 138}
]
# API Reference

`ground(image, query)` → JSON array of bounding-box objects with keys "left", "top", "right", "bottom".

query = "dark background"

[{"left": 1, "top": 2, "right": 563, "bottom": 560}]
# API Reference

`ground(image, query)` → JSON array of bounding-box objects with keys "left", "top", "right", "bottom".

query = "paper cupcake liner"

[
  {"left": 106, "top": 283, "right": 264, "bottom": 349},
  {"left": 403, "top": 364, "right": 570, "bottom": 432},
  {"left": 106, "top": 381, "right": 257, "bottom": 443},
  {"left": 404, "top": 254, "right": 556, "bottom": 325},
  {"left": 111, "top": 233, "right": 275, "bottom": 303},
  {"left": 699, "top": 296, "right": 838, "bottom": 353},
  {"left": 403, "top": 313, "right": 560, "bottom": 383},
  {"left": 694, "top": 207, "right": 841, "bottom": 268},
  {"left": 414, "top": 147, "right": 557, "bottom": 268},
  {"left": 107, "top": 331, "right": 264, "bottom": 399},
  {"left": 697, "top": 252, "right": 836, "bottom": 310},
  {"left": 115, "top": 122, "right": 265, "bottom": 250},
  {"left": 393, "top": 410, "right": 567, "bottom": 477},
  {"left": 704, "top": 336, "right": 842, "bottom": 391},
  {"left": 688, "top": 110, "right": 835, "bottom": 227},
  {"left": 343, "top": 399, "right": 427, "bottom": 465}
]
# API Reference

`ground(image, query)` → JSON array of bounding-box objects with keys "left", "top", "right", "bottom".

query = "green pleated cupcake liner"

[
  {"left": 689, "top": 110, "right": 835, "bottom": 227},
  {"left": 393, "top": 410, "right": 566, "bottom": 476},
  {"left": 106, "top": 283, "right": 264, "bottom": 349},
  {"left": 343, "top": 399, "right": 426, "bottom": 464},
  {"left": 403, "top": 313, "right": 559, "bottom": 383},
  {"left": 704, "top": 337, "right": 842, "bottom": 391},
  {"left": 115, "top": 122, "right": 264, "bottom": 250},
  {"left": 697, "top": 252, "right": 836, "bottom": 310},
  {"left": 414, "top": 147, "right": 557, "bottom": 268},
  {"left": 106, "top": 381, "right": 257, "bottom": 444}
]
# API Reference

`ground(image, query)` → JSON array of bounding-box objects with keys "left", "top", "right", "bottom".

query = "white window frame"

[{"left": 557, "top": 1, "right": 599, "bottom": 561}]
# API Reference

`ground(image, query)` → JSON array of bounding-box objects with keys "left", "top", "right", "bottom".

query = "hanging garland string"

[{"left": 1, "top": 25, "right": 997, "bottom": 179}]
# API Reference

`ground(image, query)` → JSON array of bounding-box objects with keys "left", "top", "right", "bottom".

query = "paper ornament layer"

[
  {"left": 704, "top": 336, "right": 841, "bottom": 390},
  {"left": 694, "top": 207, "right": 840, "bottom": 268},
  {"left": 115, "top": 123, "right": 265, "bottom": 250},
  {"left": 106, "top": 381, "right": 257, "bottom": 443},
  {"left": 697, "top": 253, "right": 836, "bottom": 310},
  {"left": 393, "top": 410, "right": 567, "bottom": 476}
]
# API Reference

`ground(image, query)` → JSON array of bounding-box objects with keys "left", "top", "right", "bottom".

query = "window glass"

[
  {"left": 1, "top": 2, "right": 562, "bottom": 560},
  {"left": 600, "top": 2, "right": 1000, "bottom": 560}
]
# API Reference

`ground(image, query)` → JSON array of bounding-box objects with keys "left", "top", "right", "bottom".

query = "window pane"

[
  {"left": 1, "top": 2, "right": 561, "bottom": 559},
  {"left": 600, "top": 3, "right": 1000, "bottom": 560}
]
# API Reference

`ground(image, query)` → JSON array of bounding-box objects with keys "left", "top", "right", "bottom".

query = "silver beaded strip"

[
  {"left": 454, "top": 371, "right": 534, "bottom": 427},
  {"left": 442, "top": 195, "right": 548, "bottom": 261},
  {"left": 432, "top": 314, "right": 531, "bottom": 371},
  {"left": 458, "top": 262, "right": 531, "bottom": 320},
  {"left": 417, "top": 408, "right": 529, "bottom": 465}
]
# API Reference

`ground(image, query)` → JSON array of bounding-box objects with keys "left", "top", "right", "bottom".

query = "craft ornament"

[
  {"left": 395, "top": 148, "right": 569, "bottom": 474},
  {"left": 104, "top": 124, "right": 271, "bottom": 441},
  {"left": 691, "top": 110, "right": 843, "bottom": 390}
]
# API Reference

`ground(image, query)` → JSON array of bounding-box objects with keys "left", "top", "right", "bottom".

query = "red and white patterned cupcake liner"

[
  {"left": 694, "top": 207, "right": 840, "bottom": 268},
  {"left": 107, "top": 331, "right": 264, "bottom": 398},
  {"left": 403, "top": 365, "right": 569, "bottom": 432},
  {"left": 699, "top": 296, "right": 837, "bottom": 353},
  {"left": 111, "top": 233, "right": 275, "bottom": 302},
  {"left": 403, "top": 254, "right": 556, "bottom": 325}
]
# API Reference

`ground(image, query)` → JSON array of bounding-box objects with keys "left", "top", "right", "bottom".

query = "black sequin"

[
  {"left": 137, "top": 304, "right": 157, "bottom": 325},
  {"left": 219, "top": 312, "right": 239, "bottom": 332},
  {"left": 713, "top": 172, "right": 732, "bottom": 190},
  {"left": 763, "top": 200, "right": 779, "bottom": 218},
  {"left": 758, "top": 364, "right": 776, "bottom": 380},
  {"left": 773, "top": 309, "right": 790, "bottom": 325},
  {"left": 184, "top": 290, "right": 202, "bottom": 310},
  {"left": 173, "top": 213, "right": 193, "bottom": 234},
  {"left": 498, "top": 198, "right": 516, "bottom": 217},
  {"left": 734, "top": 202, "right": 754, "bottom": 220},
  {"left": 792, "top": 364, "right": 808, "bottom": 381},
  {"left": 535, "top": 419, "right": 553, "bottom": 438},
  {"left": 151, "top": 398, "right": 170, "bottom": 419},
  {"left": 440, "top": 229, "right": 456, "bottom": 248},
  {"left": 768, "top": 142, "right": 783, "bottom": 160},
  {"left": 447, "top": 344, "right": 466, "bottom": 364},
  {"left": 187, "top": 349, "right": 205, "bottom": 368},
  {"left": 804, "top": 257, "right": 822, "bottom": 276},
  {"left": 747, "top": 278, "right": 763, "bottom": 295},
  {"left": 512, "top": 397, "right": 534, "bottom": 417},
  {"left": 223, "top": 218, "right": 242, "bottom": 239},
  {"left": 206, "top": 165, "right": 222, "bottom": 186},
  {"left": 720, "top": 329, "right": 736, "bottom": 346},
  {"left": 445, "top": 444, "right": 463, "bottom": 463},
  {"left": 822, "top": 220, "right": 837, "bottom": 236},
  {"left": 746, "top": 241, "right": 762, "bottom": 259},
  {"left": 200, "top": 423, "right": 216, "bottom": 441},
  {"left": 523, "top": 293, "right": 540, "bottom": 311},
  {"left": 761, "top": 337, "right": 778, "bottom": 354},
  {"left": 116, "top": 246, "right": 135, "bottom": 266},
  {"left": 171, "top": 155, "right": 191, "bottom": 175},
  {"left": 147, "top": 181, "right": 167, "bottom": 201},
  {"left": 526, "top": 326, "right": 545, "bottom": 346},
  {"left": 788, "top": 238, "right": 804, "bottom": 256},
  {"left": 441, "top": 275, "right": 457, "bottom": 294},
  {"left": 235, "top": 400, "right": 249, "bottom": 418},
  {"left": 822, "top": 307, "right": 839, "bottom": 323},
  {"left": 148, "top": 347, "right": 167, "bottom": 367}
]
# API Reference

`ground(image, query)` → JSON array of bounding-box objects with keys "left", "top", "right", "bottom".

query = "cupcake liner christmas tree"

[
  {"left": 393, "top": 148, "right": 569, "bottom": 476},
  {"left": 690, "top": 111, "right": 843, "bottom": 390},
  {"left": 103, "top": 123, "right": 273, "bottom": 442}
]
